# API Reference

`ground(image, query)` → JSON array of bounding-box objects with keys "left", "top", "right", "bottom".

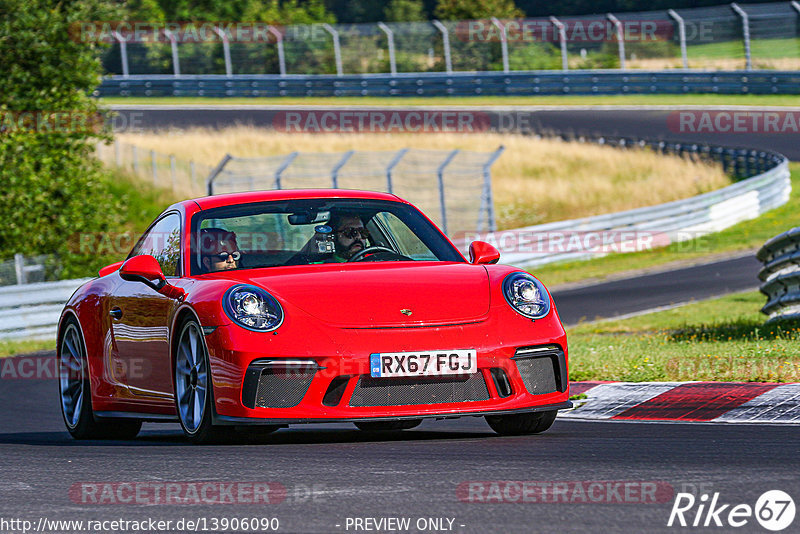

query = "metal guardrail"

[
  {"left": 462, "top": 137, "right": 791, "bottom": 268},
  {"left": 98, "top": 70, "right": 800, "bottom": 98},
  {"left": 0, "top": 279, "right": 89, "bottom": 341},
  {"left": 758, "top": 228, "right": 800, "bottom": 321}
]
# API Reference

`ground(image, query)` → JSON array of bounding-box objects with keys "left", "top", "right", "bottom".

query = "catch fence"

[{"left": 97, "top": 2, "right": 800, "bottom": 78}]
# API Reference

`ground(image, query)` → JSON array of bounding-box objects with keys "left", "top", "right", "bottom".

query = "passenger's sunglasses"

[
  {"left": 205, "top": 251, "right": 241, "bottom": 261},
  {"left": 337, "top": 227, "right": 370, "bottom": 239}
]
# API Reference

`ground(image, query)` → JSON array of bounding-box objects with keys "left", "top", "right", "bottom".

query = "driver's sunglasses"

[
  {"left": 205, "top": 251, "right": 241, "bottom": 261},
  {"left": 337, "top": 227, "right": 370, "bottom": 240}
]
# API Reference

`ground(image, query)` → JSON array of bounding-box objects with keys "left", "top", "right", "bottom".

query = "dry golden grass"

[
  {"left": 115, "top": 128, "right": 730, "bottom": 229},
  {"left": 626, "top": 57, "right": 800, "bottom": 70}
]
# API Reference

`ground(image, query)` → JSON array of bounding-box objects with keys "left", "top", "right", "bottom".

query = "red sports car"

[{"left": 58, "top": 190, "right": 570, "bottom": 443}]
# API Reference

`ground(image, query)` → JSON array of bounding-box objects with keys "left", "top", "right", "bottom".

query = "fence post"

[
  {"left": 163, "top": 29, "right": 180, "bottom": 76},
  {"left": 206, "top": 154, "right": 233, "bottom": 195},
  {"left": 274, "top": 152, "right": 298, "bottom": 190},
  {"left": 132, "top": 145, "right": 139, "bottom": 174},
  {"left": 377, "top": 22, "right": 397, "bottom": 76},
  {"left": 437, "top": 150, "right": 460, "bottom": 236},
  {"left": 322, "top": 23, "right": 343, "bottom": 76},
  {"left": 213, "top": 26, "right": 233, "bottom": 77},
  {"left": 267, "top": 26, "right": 287, "bottom": 76},
  {"left": 331, "top": 150, "right": 354, "bottom": 188},
  {"left": 432, "top": 20, "right": 452, "bottom": 74},
  {"left": 549, "top": 17, "right": 568, "bottom": 70},
  {"left": 14, "top": 254, "right": 26, "bottom": 285},
  {"left": 606, "top": 14, "right": 626, "bottom": 69},
  {"left": 114, "top": 139, "right": 121, "bottom": 166},
  {"left": 731, "top": 3, "right": 752, "bottom": 71},
  {"left": 667, "top": 9, "right": 688, "bottom": 69},
  {"left": 170, "top": 155, "right": 177, "bottom": 192},
  {"left": 112, "top": 31, "right": 129, "bottom": 77},
  {"left": 491, "top": 18, "right": 509, "bottom": 73},
  {"left": 478, "top": 146, "right": 504, "bottom": 232},
  {"left": 385, "top": 148, "right": 409, "bottom": 194},
  {"left": 150, "top": 150, "right": 158, "bottom": 185}
]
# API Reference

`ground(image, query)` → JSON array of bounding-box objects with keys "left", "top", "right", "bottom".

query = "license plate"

[{"left": 369, "top": 350, "right": 477, "bottom": 378}]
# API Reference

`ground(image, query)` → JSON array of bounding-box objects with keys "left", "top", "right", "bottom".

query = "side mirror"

[
  {"left": 98, "top": 260, "right": 124, "bottom": 278},
  {"left": 120, "top": 255, "right": 184, "bottom": 300},
  {"left": 469, "top": 241, "right": 500, "bottom": 265}
]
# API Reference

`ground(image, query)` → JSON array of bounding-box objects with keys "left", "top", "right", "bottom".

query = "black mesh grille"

[
  {"left": 254, "top": 369, "right": 316, "bottom": 408},
  {"left": 322, "top": 376, "right": 350, "bottom": 407},
  {"left": 349, "top": 373, "right": 490, "bottom": 407},
  {"left": 515, "top": 357, "right": 557, "bottom": 395}
]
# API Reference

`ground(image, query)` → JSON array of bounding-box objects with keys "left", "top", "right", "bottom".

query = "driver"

[
  {"left": 330, "top": 213, "right": 371, "bottom": 262},
  {"left": 199, "top": 228, "right": 241, "bottom": 272}
]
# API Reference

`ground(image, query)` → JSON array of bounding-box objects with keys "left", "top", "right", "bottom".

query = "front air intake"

[
  {"left": 242, "top": 360, "right": 321, "bottom": 409},
  {"left": 512, "top": 345, "right": 568, "bottom": 395},
  {"left": 349, "top": 373, "right": 490, "bottom": 407}
]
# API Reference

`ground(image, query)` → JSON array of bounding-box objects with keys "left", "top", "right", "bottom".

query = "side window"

[
  {"left": 131, "top": 213, "right": 182, "bottom": 276},
  {"left": 373, "top": 212, "right": 437, "bottom": 260}
]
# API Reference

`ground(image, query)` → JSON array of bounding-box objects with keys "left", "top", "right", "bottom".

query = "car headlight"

[
  {"left": 223, "top": 285, "right": 284, "bottom": 331},
  {"left": 502, "top": 272, "right": 551, "bottom": 320}
]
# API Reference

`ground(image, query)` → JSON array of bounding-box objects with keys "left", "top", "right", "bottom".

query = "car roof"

[{"left": 187, "top": 189, "right": 405, "bottom": 211}]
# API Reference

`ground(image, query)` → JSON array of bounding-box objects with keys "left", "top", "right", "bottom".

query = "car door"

[{"left": 110, "top": 212, "right": 182, "bottom": 400}]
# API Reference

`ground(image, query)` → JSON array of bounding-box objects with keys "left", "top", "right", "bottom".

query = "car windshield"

[{"left": 190, "top": 198, "right": 464, "bottom": 274}]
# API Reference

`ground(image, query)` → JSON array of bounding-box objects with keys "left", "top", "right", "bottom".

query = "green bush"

[{"left": 0, "top": 0, "right": 137, "bottom": 278}]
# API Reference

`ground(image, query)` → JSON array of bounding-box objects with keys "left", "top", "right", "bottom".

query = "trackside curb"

[{"left": 561, "top": 381, "right": 800, "bottom": 423}]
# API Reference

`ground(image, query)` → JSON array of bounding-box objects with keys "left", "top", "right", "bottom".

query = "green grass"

[
  {"left": 100, "top": 94, "right": 800, "bottom": 107},
  {"left": 688, "top": 38, "right": 800, "bottom": 60},
  {"left": 0, "top": 339, "right": 55, "bottom": 358},
  {"left": 532, "top": 162, "right": 800, "bottom": 288},
  {"left": 567, "top": 291, "right": 800, "bottom": 382}
]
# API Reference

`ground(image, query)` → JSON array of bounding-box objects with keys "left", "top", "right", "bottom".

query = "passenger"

[{"left": 199, "top": 228, "right": 241, "bottom": 272}]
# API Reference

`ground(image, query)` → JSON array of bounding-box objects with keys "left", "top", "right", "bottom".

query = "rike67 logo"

[{"left": 668, "top": 490, "right": 795, "bottom": 531}]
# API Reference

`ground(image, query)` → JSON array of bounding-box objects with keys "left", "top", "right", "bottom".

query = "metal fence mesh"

[
  {"left": 210, "top": 148, "right": 503, "bottom": 237},
  {"left": 99, "top": 2, "right": 800, "bottom": 75},
  {"left": 95, "top": 140, "right": 215, "bottom": 198}
]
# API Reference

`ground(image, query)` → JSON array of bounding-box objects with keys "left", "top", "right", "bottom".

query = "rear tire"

[
  {"left": 354, "top": 419, "right": 422, "bottom": 432},
  {"left": 174, "top": 318, "right": 225, "bottom": 444},
  {"left": 485, "top": 410, "right": 557, "bottom": 436},
  {"left": 59, "top": 318, "right": 141, "bottom": 440}
]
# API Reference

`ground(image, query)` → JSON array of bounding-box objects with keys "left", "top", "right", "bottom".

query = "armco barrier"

[
  {"left": 462, "top": 140, "right": 790, "bottom": 268},
  {"left": 758, "top": 228, "right": 800, "bottom": 321},
  {"left": 97, "top": 70, "right": 800, "bottom": 98},
  {"left": 0, "top": 279, "right": 89, "bottom": 341}
]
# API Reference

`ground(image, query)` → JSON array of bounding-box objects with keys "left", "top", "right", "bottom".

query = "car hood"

[{"left": 247, "top": 262, "right": 490, "bottom": 328}]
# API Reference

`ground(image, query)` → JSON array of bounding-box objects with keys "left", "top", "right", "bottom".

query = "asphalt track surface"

[
  {"left": 111, "top": 105, "right": 800, "bottom": 160},
  {"left": 550, "top": 254, "right": 762, "bottom": 325},
  {"left": 1, "top": 369, "right": 799, "bottom": 533}
]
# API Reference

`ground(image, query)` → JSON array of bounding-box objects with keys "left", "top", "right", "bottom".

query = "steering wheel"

[{"left": 347, "top": 246, "right": 412, "bottom": 262}]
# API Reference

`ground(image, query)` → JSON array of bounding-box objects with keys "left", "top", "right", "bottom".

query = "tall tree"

[{"left": 434, "top": 0, "right": 523, "bottom": 20}]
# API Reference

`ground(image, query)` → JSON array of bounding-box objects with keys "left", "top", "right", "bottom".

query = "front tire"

[
  {"left": 485, "top": 410, "right": 557, "bottom": 436},
  {"left": 174, "top": 318, "right": 224, "bottom": 444},
  {"left": 354, "top": 419, "right": 422, "bottom": 432},
  {"left": 59, "top": 319, "right": 141, "bottom": 440}
]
